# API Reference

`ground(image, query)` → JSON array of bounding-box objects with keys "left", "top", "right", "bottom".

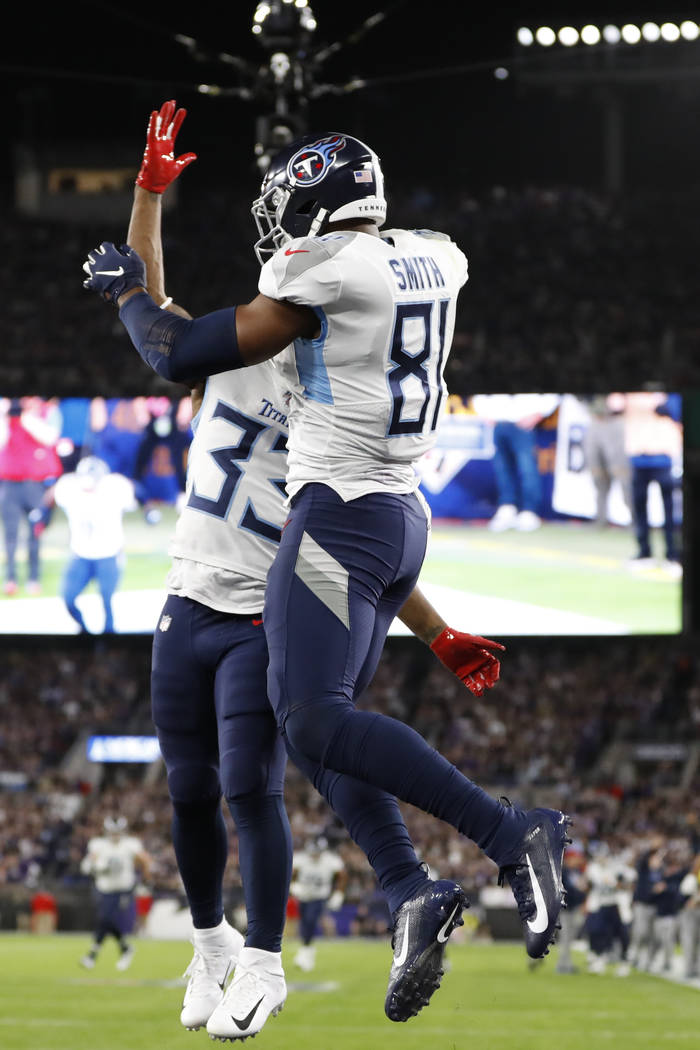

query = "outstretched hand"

[
  {"left": 136, "top": 99, "right": 197, "bottom": 194},
  {"left": 430, "top": 627, "right": 505, "bottom": 697},
  {"left": 82, "top": 243, "right": 146, "bottom": 303}
]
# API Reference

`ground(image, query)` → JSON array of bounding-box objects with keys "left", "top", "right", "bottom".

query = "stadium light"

[
  {"left": 535, "top": 26, "right": 556, "bottom": 46},
  {"left": 681, "top": 20, "right": 700, "bottom": 40},
  {"left": 516, "top": 17, "right": 699, "bottom": 50},
  {"left": 621, "top": 23, "right": 642, "bottom": 44},
  {"left": 494, "top": 66, "right": 509, "bottom": 79},
  {"left": 581, "top": 24, "right": 601, "bottom": 44},
  {"left": 558, "top": 26, "right": 579, "bottom": 46}
]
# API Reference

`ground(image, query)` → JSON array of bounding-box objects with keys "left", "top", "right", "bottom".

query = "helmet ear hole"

[{"left": 295, "top": 199, "right": 317, "bottom": 216}]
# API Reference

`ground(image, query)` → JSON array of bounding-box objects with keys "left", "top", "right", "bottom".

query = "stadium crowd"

[
  {"left": 1, "top": 638, "right": 698, "bottom": 974},
  {"left": 1, "top": 173, "right": 698, "bottom": 976},
  {"left": 1, "top": 182, "right": 698, "bottom": 397}
]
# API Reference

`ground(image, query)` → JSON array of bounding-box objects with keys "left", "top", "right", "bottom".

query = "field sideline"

[
  {"left": 0, "top": 511, "right": 682, "bottom": 635},
  {"left": 1, "top": 934, "right": 698, "bottom": 1050}
]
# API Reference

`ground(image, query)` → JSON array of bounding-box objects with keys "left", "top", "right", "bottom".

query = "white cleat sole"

[{"left": 207, "top": 1002, "right": 284, "bottom": 1041}]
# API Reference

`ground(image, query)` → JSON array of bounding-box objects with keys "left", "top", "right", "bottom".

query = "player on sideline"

[
  {"left": 80, "top": 815, "right": 151, "bottom": 971},
  {"left": 83, "top": 102, "right": 568, "bottom": 1028},
  {"left": 291, "top": 836, "right": 347, "bottom": 972}
]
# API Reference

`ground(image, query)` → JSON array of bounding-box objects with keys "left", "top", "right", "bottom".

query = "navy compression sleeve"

[{"left": 119, "top": 292, "right": 243, "bottom": 382}]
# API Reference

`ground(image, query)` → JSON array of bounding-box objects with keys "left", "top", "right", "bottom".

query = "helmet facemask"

[{"left": 252, "top": 183, "right": 330, "bottom": 264}]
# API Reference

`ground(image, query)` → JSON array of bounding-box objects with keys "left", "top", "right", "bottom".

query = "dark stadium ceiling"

[
  {"left": 7, "top": 3, "right": 699, "bottom": 109},
  {"left": 3, "top": 2, "right": 700, "bottom": 191}
]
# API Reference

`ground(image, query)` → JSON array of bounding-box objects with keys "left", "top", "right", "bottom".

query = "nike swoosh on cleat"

[
  {"left": 393, "top": 918, "right": 410, "bottom": 967},
  {"left": 436, "top": 902, "right": 461, "bottom": 944},
  {"left": 230, "top": 996, "right": 264, "bottom": 1031},
  {"left": 525, "top": 853, "right": 549, "bottom": 934},
  {"left": 95, "top": 267, "right": 125, "bottom": 276},
  {"left": 284, "top": 248, "right": 309, "bottom": 255}
]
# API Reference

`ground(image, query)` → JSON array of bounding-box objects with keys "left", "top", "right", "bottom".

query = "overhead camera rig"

[{"left": 176, "top": 0, "right": 392, "bottom": 173}]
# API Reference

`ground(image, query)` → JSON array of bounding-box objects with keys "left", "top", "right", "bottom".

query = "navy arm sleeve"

[{"left": 118, "top": 292, "right": 243, "bottom": 382}]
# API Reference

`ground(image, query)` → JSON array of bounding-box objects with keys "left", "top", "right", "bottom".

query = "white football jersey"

[
  {"left": 292, "top": 849, "right": 344, "bottom": 902},
  {"left": 259, "top": 228, "right": 468, "bottom": 501},
  {"left": 54, "top": 472, "right": 135, "bottom": 559},
  {"left": 167, "top": 363, "right": 290, "bottom": 613},
  {"left": 82, "top": 834, "right": 143, "bottom": 893}
]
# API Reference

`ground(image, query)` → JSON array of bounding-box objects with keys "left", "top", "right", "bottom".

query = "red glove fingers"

[
  {"left": 430, "top": 627, "right": 505, "bottom": 696},
  {"left": 136, "top": 99, "right": 197, "bottom": 194}
]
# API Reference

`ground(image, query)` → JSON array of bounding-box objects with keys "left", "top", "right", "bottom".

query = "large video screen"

[{"left": 0, "top": 392, "right": 683, "bottom": 636}]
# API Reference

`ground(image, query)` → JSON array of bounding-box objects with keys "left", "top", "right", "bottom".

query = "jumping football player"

[
  {"left": 114, "top": 102, "right": 503, "bottom": 1041},
  {"left": 84, "top": 101, "right": 567, "bottom": 1034}
]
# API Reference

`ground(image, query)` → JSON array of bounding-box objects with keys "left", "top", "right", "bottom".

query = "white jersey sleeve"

[
  {"left": 167, "top": 362, "right": 290, "bottom": 614},
  {"left": 259, "top": 228, "right": 468, "bottom": 501}
]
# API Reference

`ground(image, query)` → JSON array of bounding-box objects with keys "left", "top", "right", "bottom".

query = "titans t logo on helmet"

[{"left": 287, "top": 136, "right": 346, "bottom": 187}]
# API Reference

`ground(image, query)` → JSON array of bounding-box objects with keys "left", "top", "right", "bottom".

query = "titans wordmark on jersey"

[
  {"left": 259, "top": 227, "right": 468, "bottom": 502},
  {"left": 167, "top": 363, "right": 289, "bottom": 614}
]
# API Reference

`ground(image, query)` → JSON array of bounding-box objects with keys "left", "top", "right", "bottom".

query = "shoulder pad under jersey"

[{"left": 268, "top": 235, "right": 350, "bottom": 292}]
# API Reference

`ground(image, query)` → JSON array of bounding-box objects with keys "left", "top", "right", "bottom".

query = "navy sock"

[
  {"left": 285, "top": 703, "right": 526, "bottom": 867},
  {"left": 172, "top": 798, "right": 228, "bottom": 929},
  {"left": 227, "top": 794, "right": 292, "bottom": 952}
]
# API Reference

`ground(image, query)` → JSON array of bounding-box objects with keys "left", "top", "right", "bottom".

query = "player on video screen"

[{"left": 0, "top": 397, "right": 63, "bottom": 596}]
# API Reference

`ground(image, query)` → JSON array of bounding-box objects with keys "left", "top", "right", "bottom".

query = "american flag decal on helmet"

[
  {"left": 353, "top": 169, "right": 373, "bottom": 183},
  {"left": 287, "top": 135, "right": 346, "bottom": 187}
]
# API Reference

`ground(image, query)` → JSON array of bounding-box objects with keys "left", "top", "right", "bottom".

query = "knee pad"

[
  {"left": 283, "top": 699, "right": 352, "bottom": 765},
  {"left": 221, "top": 737, "right": 287, "bottom": 802},
  {"left": 167, "top": 762, "right": 220, "bottom": 806}
]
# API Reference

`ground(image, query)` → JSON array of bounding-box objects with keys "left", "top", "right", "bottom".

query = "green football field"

[
  {"left": 1, "top": 935, "right": 698, "bottom": 1050},
  {"left": 0, "top": 509, "right": 683, "bottom": 635}
]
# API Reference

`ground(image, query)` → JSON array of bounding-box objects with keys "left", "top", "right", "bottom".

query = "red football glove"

[
  {"left": 136, "top": 99, "right": 197, "bottom": 194},
  {"left": 430, "top": 627, "right": 505, "bottom": 697}
]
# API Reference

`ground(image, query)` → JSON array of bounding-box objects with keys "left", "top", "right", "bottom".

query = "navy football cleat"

[
  {"left": 498, "top": 807, "right": 572, "bottom": 958},
  {"left": 385, "top": 879, "right": 469, "bottom": 1022}
]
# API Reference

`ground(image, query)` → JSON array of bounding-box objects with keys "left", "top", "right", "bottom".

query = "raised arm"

[
  {"left": 127, "top": 99, "right": 195, "bottom": 320},
  {"left": 398, "top": 585, "right": 505, "bottom": 698},
  {"left": 82, "top": 100, "right": 316, "bottom": 384}
]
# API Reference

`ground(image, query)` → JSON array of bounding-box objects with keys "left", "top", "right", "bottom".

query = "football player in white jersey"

[
  {"left": 291, "top": 836, "right": 347, "bottom": 972},
  {"left": 84, "top": 101, "right": 566, "bottom": 1029},
  {"left": 118, "top": 102, "right": 501, "bottom": 1039},
  {"left": 80, "top": 816, "right": 151, "bottom": 970},
  {"left": 53, "top": 456, "right": 136, "bottom": 632}
]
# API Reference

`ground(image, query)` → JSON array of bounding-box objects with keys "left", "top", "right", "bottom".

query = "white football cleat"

[
  {"left": 488, "top": 504, "right": 518, "bottom": 532},
  {"left": 116, "top": 947, "right": 135, "bottom": 971},
  {"left": 180, "top": 922, "right": 245, "bottom": 1031},
  {"left": 293, "top": 945, "right": 316, "bottom": 972},
  {"left": 80, "top": 954, "right": 96, "bottom": 969},
  {"left": 514, "top": 510, "right": 541, "bottom": 532},
  {"left": 206, "top": 947, "right": 286, "bottom": 1041}
]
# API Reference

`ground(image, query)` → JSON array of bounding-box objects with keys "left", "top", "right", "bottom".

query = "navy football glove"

[{"left": 82, "top": 242, "right": 146, "bottom": 304}]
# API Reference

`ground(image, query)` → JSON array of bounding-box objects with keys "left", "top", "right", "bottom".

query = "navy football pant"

[
  {"left": 265, "top": 484, "right": 522, "bottom": 866},
  {"left": 152, "top": 595, "right": 428, "bottom": 950},
  {"left": 94, "top": 889, "right": 136, "bottom": 942},
  {"left": 152, "top": 596, "right": 291, "bottom": 951},
  {"left": 298, "top": 899, "right": 325, "bottom": 945}
]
